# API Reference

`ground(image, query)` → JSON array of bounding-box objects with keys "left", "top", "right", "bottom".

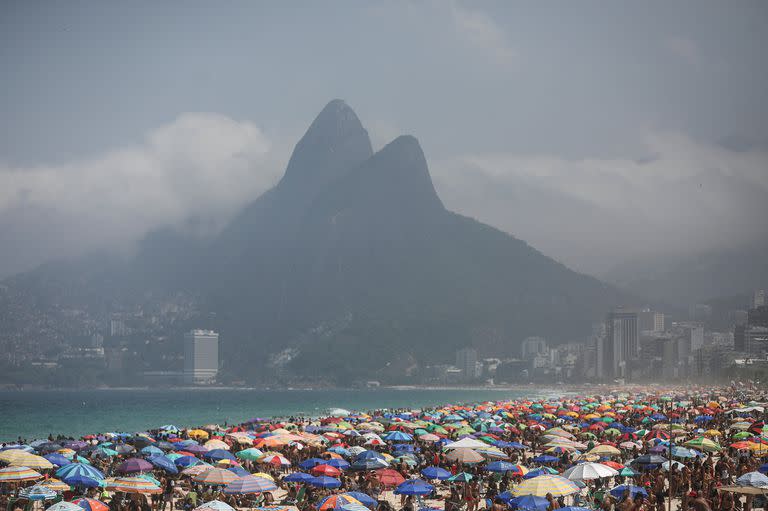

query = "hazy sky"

[{"left": 1, "top": 1, "right": 767, "bottom": 277}]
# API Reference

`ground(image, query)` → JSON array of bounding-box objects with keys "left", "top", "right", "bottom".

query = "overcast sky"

[{"left": 1, "top": 1, "right": 767, "bottom": 278}]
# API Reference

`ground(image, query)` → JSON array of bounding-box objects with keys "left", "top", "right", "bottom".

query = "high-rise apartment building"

[{"left": 183, "top": 330, "right": 219, "bottom": 385}]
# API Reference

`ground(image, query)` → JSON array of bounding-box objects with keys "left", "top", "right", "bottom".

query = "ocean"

[{"left": 0, "top": 387, "right": 545, "bottom": 441}]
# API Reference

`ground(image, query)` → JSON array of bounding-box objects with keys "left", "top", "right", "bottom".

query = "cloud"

[
  {"left": 450, "top": 3, "right": 517, "bottom": 66},
  {"left": 665, "top": 36, "right": 700, "bottom": 64},
  {"left": 430, "top": 133, "right": 768, "bottom": 274},
  {"left": 0, "top": 113, "right": 283, "bottom": 277}
]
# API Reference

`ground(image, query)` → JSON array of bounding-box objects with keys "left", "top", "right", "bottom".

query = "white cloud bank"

[
  {"left": 431, "top": 133, "right": 768, "bottom": 274},
  {"left": 0, "top": 113, "right": 282, "bottom": 276}
]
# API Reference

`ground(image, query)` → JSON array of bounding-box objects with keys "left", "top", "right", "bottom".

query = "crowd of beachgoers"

[{"left": 3, "top": 384, "right": 768, "bottom": 511}]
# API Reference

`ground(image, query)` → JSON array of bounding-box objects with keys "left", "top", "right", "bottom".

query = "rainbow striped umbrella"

[
  {"left": 106, "top": 477, "right": 162, "bottom": 494},
  {"left": 317, "top": 495, "right": 363, "bottom": 511},
  {"left": 18, "top": 485, "right": 58, "bottom": 500},
  {"left": 223, "top": 475, "right": 278, "bottom": 494},
  {"left": 0, "top": 466, "right": 43, "bottom": 482},
  {"left": 40, "top": 479, "right": 71, "bottom": 491},
  {"left": 72, "top": 498, "right": 110, "bottom": 511},
  {"left": 192, "top": 468, "right": 238, "bottom": 485},
  {"left": 0, "top": 450, "right": 53, "bottom": 469},
  {"left": 512, "top": 475, "right": 580, "bottom": 497}
]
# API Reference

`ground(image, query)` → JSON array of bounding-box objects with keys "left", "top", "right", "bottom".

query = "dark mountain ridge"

[{"left": 4, "top": 100, "right": 631, "bottom": 383}]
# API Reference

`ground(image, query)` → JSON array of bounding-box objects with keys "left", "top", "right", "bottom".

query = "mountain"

[
  {"left": 600, "top": 240, "right": 768, "bottom": 306},
  {"left": 4, "top": 100, "right": 630, "bottom": 384}
]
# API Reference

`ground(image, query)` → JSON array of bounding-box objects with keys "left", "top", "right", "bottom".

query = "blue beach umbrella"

[
  {"left": 44, "top": 454, "right": 72, "bottom": 467},
  {"left": 507, "top": 495, "right": 548, "bottom": 511},
  {"left": 394, "top": 479, "right": 434, "bottom": 496},
  {"left": 284, "top": 472, "right": 314, "bottom": 483},
  {"left": 308, "top": 476, "right": 342, "bottom": 488},
  {"left": 62, "top": 475, "right": 103, "bottom": 488},
  {"left": 610, "top": 485, "right": 648, "bottom": 499},
  {"left": 147, "top": 455, "right": 178, "bottom": 474},
  {"left": 420, "top": 466, "right": 451, "bottom": 480}
]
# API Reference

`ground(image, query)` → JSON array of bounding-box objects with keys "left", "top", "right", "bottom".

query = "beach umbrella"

[
  {"left": 0, "top": 451, "right": 53, "bottom": 469},
  {"left": 383, "top": 431, "right": 413, "bottom": 442},
  {"left": 588, "top": 445, "right": 621, "bottom": 456},
  {"left": 72, "top": 498, "right": 109, "bottom": 511},
  {"left": 57, "top": 463, "right": 105, "bottom": 480},
  {"left": 506, "top": 495, "right": 548, "bottom": 511},
  {"left": 735, "top": 472, "right": 768, "bottom": 488},
  {"left": 512, "top": 475, "right": 580, "bottom": 497},
  {"left": 299, "top": 458, "right": 326, "bottom": 470},
  {"left": 39, "top": 479, "right": 70, "bottom": 492},
  {"left": 307, "top": 476, "right": 341, "bottom": 488},
  {"left": 141, "top": 446, "right": 164, "bottom": 457},
  {"left": 47, "top": 503, "right": 83, "bottom": 511},
  {"left": 0, "top": 466, "right": 43, "bottom": 482},
  {"left": 619, "top": 468, "right": 638, "bottom": 477},
  {"left": 375, "top": 469, "right": 406, "bottom": 487},
  {"left": 117, "top": 458, "right": 153, "bottom": 473},
  {"left": 44, "top": 453, "right": 72, "bottom": 467},
  {"left": 630, "top": 455, "right": 667, "bottom": 466},
  {"left": 559, "top": 507, "right": 592, "bottom": 511},
  {"left": 236, "top": 448, "right": 264, "bottom": 461},
  {"left": 114, "top": 445, "right": 136, "bottom": 455},
  {"left": 205, "top": 449, "right": 237, "bottom": 462},
  {"left": 223, "top": 475, "right": 278, "bottom": 494},
  {"left": 352, "top": 458, "right": 389, "bottom": 470},
  {"left": 193, "top": 501, "right": 235, "bottom": 511},
  {"left": 561, "top": 462, "right": 618, "bottom": 481},
  {"left": 18, "top": 485, "right": 58, "bottom": 501},
  {"left": 609, "top": 485, "right": 648, "bottom": 499},
  {"left": 420, "top": 466, "right": 451, "bottom": 480},
  {"left": 445, "top": 449, "right": 484, "bottom": 464},
  {"left": 63, "top": 475, "right": 103, "bottom": 488},
  {"left": 317, "top": 494, "right": 364, "bottom": 511},
  {"left": 284, "top": 472, "right": 313, "bottom": 483},
  {"left": 174, "top": 456, "right": 202, "bottom": 468},
  {"left": 342, "top": 492, "right": 376, "bottom": 508},
  {"left": 147, "top": 455, "right": 179, "bottom": 474},
  {"left": 447, "top": 472, "right": 473, "bottom": 483},
  {"left": 394, "top": 479, "right": 434, "bottom": 496},
  {"left": 193, "top": 467, "right": 238, "bottom": 485},
  {"left": 311, "top": 464, "right": 342, "bottom": 477},
  {"left": 106, "top": 476, "right": 162, "bottom": 494},
  {"left": 261, "top": 454, "right": 291, "bottom": 467},
  {"left": 683, "top": 437, "right": 721, "bottom": 452},
  {"left": 204, "top": 440, "right": 230, "bottom": 450}
]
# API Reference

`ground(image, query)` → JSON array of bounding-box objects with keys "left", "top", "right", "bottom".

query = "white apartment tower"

[{"left": 183, "top": 330, "right": 219, "bottom": 385}]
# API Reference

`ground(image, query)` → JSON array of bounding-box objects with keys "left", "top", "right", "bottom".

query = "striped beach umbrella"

[
  {"left": 18, "top": 485, "right": 58, "bottom": 501},
  {"left": 317, "top": 495, "right": 363, "bottom": 511},
  {"left": 512, "top": 475, "right": 580, "bottom": 497},
  {"left": 72, "top": 498, "right": 110, "bottom": 511},
  {"left": 193, "top": 467, "right": 238, "bottom": 486},
  {"left": 0, "top": 450, "right": 53, "bottom": 469},
  {"left": 260, "top": 454, "right": 290, "bottom": 467},
  {"left": 193, "top": 501, "right": 235, "bottom": 511},
  {"left": 223, "top": 475, "right": 278, "bottom": 494},
  {"left": 39, "top": 479, "right": 71, "bottom": 491},
  {"left": 106, "top": 477, "right": 162, "bottom": 494},
  {"left": 0, "top": 466, "right": 43, "bottom": 482},
  {"left": 56, "top": 464, "right": 105, "bottom": 480}
]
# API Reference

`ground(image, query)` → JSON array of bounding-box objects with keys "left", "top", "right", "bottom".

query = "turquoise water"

[{"left": 0, "top": 387, "right": 537, "bottom": 441}]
